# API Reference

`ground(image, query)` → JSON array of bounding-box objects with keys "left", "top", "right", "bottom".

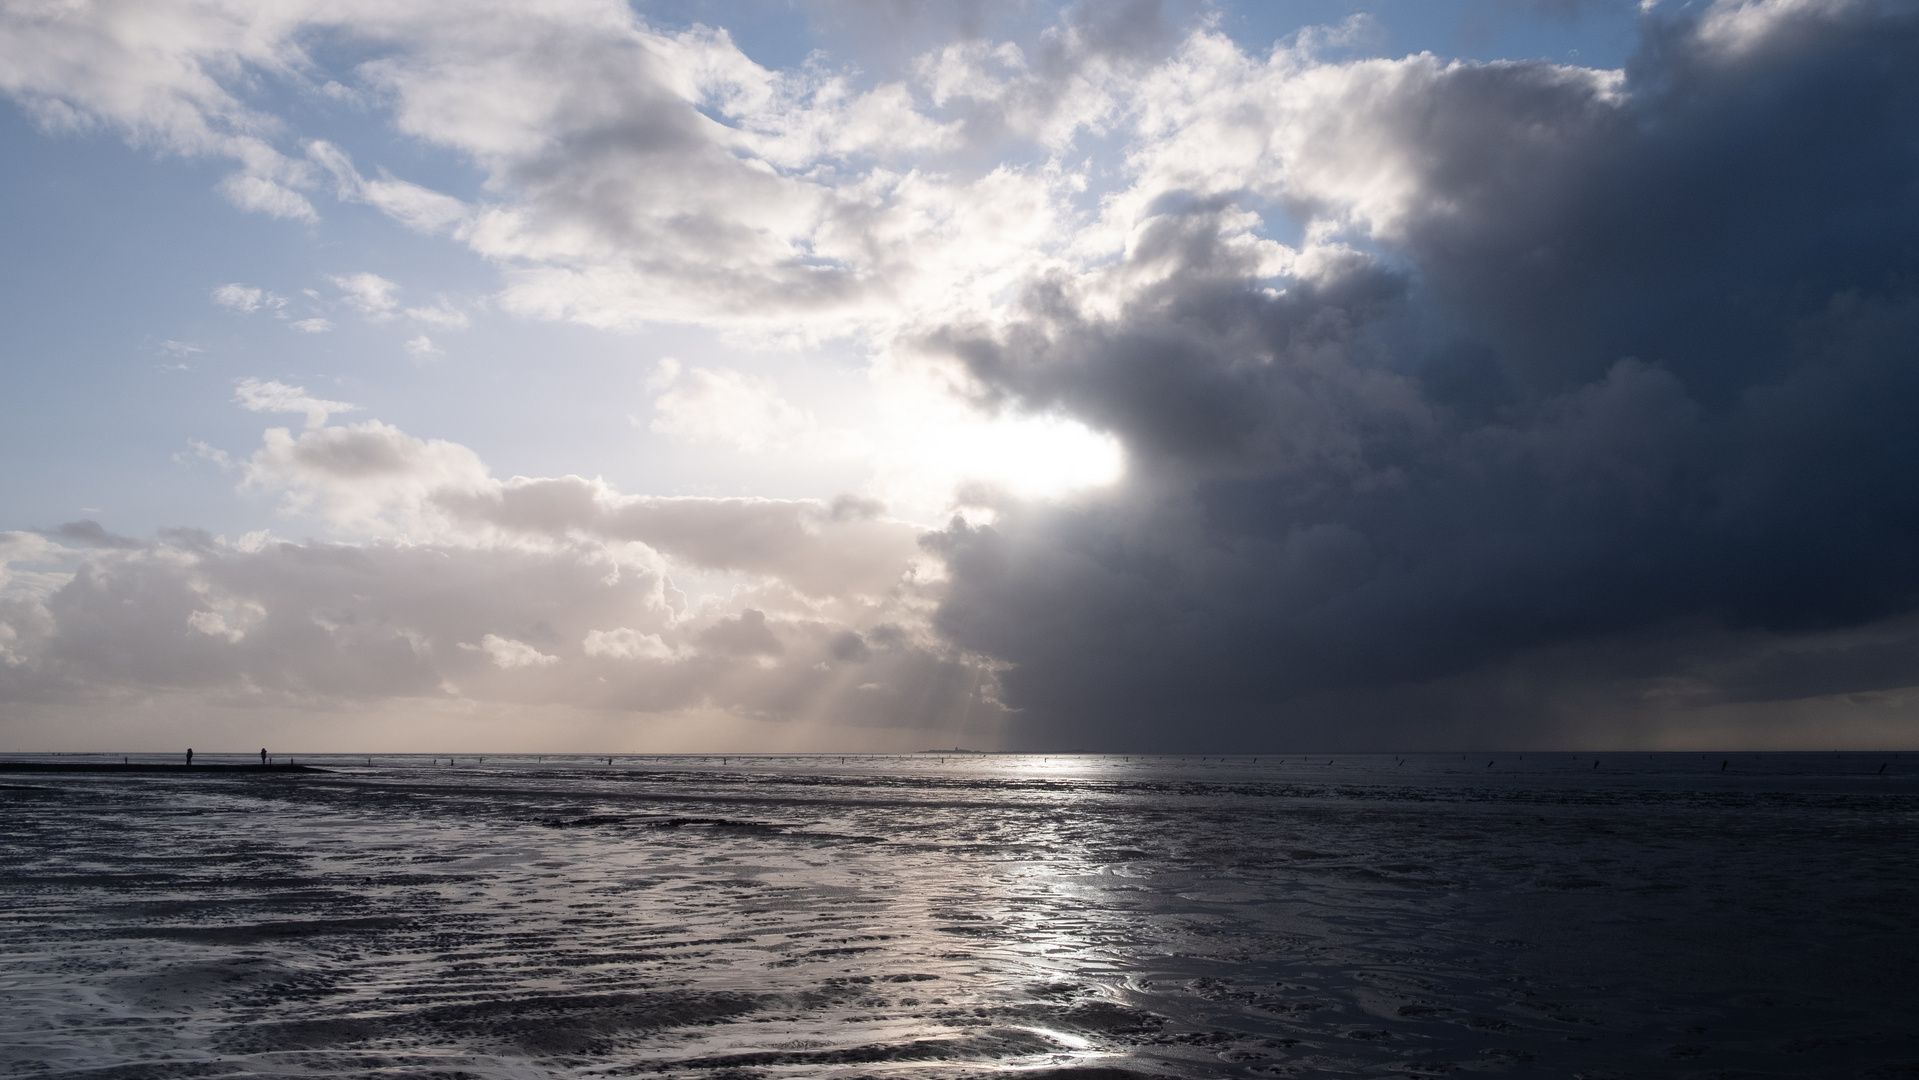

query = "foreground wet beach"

[{"left": 1, "top": 753, "right": 1914, "bottom": 1078}]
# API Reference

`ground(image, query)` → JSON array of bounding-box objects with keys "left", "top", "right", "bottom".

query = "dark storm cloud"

[{"left": 925, "top": 0, "right": 1919, "bottom": 749}]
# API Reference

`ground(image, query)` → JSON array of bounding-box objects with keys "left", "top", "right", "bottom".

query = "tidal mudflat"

[{"left": 1, "top": 752, "right": 1914, "bottom": 1078}]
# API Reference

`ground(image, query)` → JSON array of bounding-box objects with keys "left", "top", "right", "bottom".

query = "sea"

[{"left": 1, "top": 751, "right": 1914, "bottom": 1079}]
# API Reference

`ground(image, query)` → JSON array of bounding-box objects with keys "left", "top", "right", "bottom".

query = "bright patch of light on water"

[{"left": 0, "top": 752, "right": 1913, "bottom": 1078}]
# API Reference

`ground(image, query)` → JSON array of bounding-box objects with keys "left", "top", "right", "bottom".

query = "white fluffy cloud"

[
  {"left": 0, "top": 513, "right": 997, "bottom": 744},
  {"left": 234, "top": 410, "right": 929, "bottom": 604},
  {"left": 0, "top": 402, "right": 996, "bottom": 741},
  {"left": 0, "top": 0, "right": 1119, "bottom": 341},
  {"left": 9, "top": 1, "right": 1833, "bottom": 357},
  {"left": 242, "top": 417, "right": 489, "bottom": 533},
  {"left": 0, "top": 2, "right": 322, "bottom": 220}
]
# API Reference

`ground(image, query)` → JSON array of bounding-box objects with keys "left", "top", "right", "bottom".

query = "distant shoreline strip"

[{"left": 0, "top": 762, "right": 327, "bottom": 774}]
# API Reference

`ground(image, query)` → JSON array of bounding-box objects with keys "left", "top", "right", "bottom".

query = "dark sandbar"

[{"left": 0, "top": 762, "right": 327, "bottom": 774}]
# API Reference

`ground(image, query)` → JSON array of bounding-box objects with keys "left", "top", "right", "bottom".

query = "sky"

[{"left": 3, "top": 0, "right": 1918, "bottom": 754}]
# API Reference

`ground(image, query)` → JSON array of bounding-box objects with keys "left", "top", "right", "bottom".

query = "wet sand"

[{"left": 1, "top": 752, "right": 1914, "bottom": 1077}]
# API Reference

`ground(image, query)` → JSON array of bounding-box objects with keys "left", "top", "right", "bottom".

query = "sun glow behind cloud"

[
  {"left": 854, "top": 369, "right": 1125, "bottom": 518},
  {"left": 909, "top": 410, "right": 1124, "bottom": 502},
  {"left": 638, "top": 350, "right": 1126, "bottom": 518}
]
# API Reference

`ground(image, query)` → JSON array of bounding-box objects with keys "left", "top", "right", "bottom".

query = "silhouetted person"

[
  {"left": 260, "top": 748, "right": 268, "bottom": 766},
  {"left": 186, "top": 748, "right": 193, "bottom": 766}
]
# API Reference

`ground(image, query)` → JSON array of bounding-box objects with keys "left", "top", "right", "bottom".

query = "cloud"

[
  {"left": 51, "top": 521, "right": 141, "bottom": 550},
  {"left": 0, "top": 0, "right": 1126, "bottom": 340},
  {"left": 181, "top": 439, "right": 235, "bottom": 471},
  {"left": 330, "top": 272, "right": 401, "bottom": 319},
  {"left": 307, "top": 140, "right": 470, "bottom": 233},
  {"left": 582, "top": 627, "right": 683, "bottom": 661},
  {"left": 242, "top": 417, "right": 490, "bottom": 533},
  {"left": 0, "top": 504, "right": 1001, "bottom": 744},
  {"left": 211, "top": 283, "right": 284, "bottom": 313},
  {"left": 237, "top": 413, "right": 927, "bottom": 601},
  {"left": 918, "top": 0, "right": 1919, "bottom": 749},
  {"left": 233, "top": 378, "right": 357, "bottom": 429},
  {"left": 651, "top": 367, "right": 807, "bottom": 452},
  {"left": 463, "top": 633, "right": 558, "bottom": 669},
  {"left": 217, "top": 173, "right": 317, "bottom": 221},
  {"left": 700, "top": 608, "right": 783, "bottom": 657},
  {"left": 186, "top": 609, "right": 246, "bottom": 643},
  {"left": 650, "top": 365, "right": 864, "bottom": 457},
  {"left": 0, "top": 0, "right": 323, "bottom": 219},
  {"left": 404, "top": 305, "right": 468, "bottom": 330},
  {"left": 404, "top": 335, "right": 442, "bottom": 358},
  {"left": 289, "top": 318, "right": 333, "bottom": 333},
  {"left": 913, "top": 0, "right": 1188, "bottom": 147}
]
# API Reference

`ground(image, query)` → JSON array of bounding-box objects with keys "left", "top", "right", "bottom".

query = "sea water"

[{"left": 1, "top": 752, "right": 1914, "bottom": 1078}]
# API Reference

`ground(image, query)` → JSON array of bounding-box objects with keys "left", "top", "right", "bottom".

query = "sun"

[
  {"left": 873, "top": 395, "right": 1126, "bottom": 516},
  {"left": 940, "top": 411, "right": 1126, "bottom": 499}
]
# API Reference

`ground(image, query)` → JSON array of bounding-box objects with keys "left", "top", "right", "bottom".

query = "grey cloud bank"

[
  {"left": 0, "top": 501, "right": 993, "bottom": 748},
  {"left": 927, "top": 0, "right": 1919, "bottom": 749}
]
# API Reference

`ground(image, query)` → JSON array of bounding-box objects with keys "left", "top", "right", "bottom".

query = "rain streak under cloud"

[{"left": 3, "top": 0, "right": 1919, "bottom": 752}]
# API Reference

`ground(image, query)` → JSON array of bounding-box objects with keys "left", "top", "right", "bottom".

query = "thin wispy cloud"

[
  {"left": 211, "top": 283, "right": 284, "bottom": 314},
  {"left": 232, "top": 378, "right": 357, "bottom": 429},
  {"left": 330, "top": 272, "right": 401, "bottom": 319}
]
